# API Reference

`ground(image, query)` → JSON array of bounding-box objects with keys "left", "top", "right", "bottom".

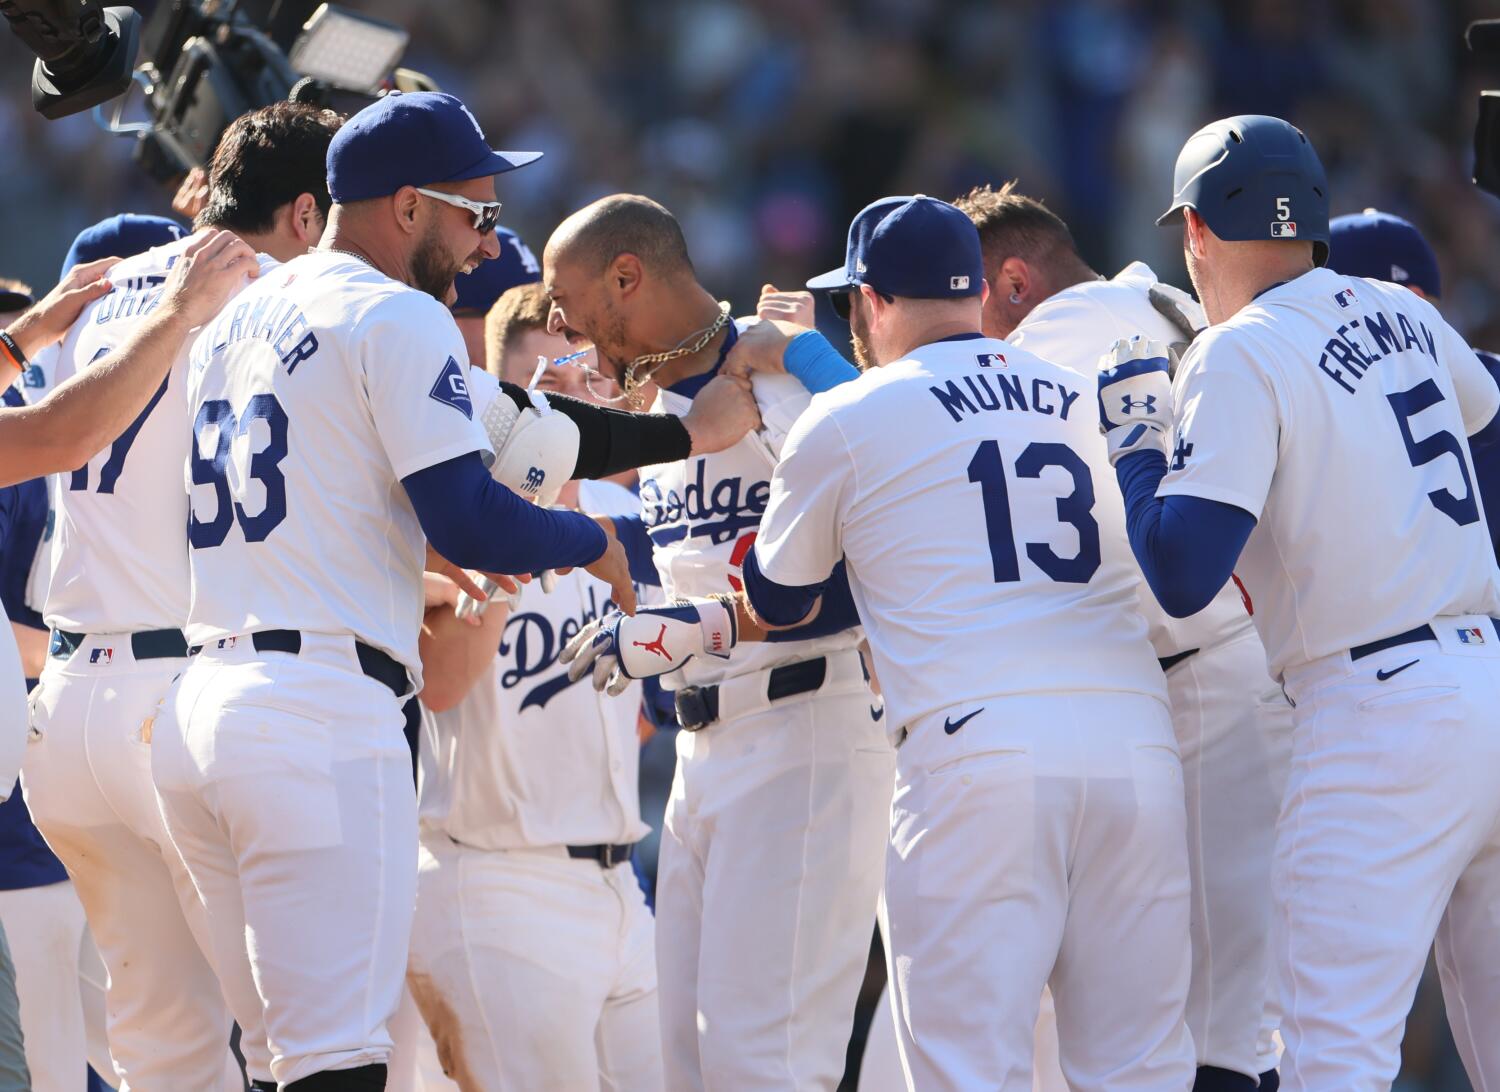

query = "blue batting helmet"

[{"left": 1158, "top": 114, "right": 1330, "bottom": 266}]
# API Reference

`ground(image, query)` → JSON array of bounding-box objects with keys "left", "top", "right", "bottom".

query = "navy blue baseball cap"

[
  {"left": 452, "top": 226, "right": 541, "bottom": 314},
  {"left": 807, "top": 195, "right": 984, "bottom": 300},
  {"left": 326, "top": 91, "right": 542, "bottom": 204},
  {"left": 1327, "top": 209, "right": 1442, "bottom": 299},
  {"left": 62, "top": 214, "right": 185, "bottom": 279}
]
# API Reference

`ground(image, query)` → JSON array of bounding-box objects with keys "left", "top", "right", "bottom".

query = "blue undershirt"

[{"left": 402, "top": 452, "right": 607, "bottom": 574}]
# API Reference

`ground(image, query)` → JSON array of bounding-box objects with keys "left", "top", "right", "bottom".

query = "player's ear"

[
  {"left": 610, "top": 253, "right": 644, "bottom": 299},
  {"left": 998, "top": 256, "right": 1029, "bottom": 302},
  {"left": 290, "top": 193, "right": 322, "bottom": 244},
  {"left": 392, "top": 186, "right": 423, "bottom": 234},
  {"left": 1183, "top": 209, "right": 1208, "bottom": 260}
]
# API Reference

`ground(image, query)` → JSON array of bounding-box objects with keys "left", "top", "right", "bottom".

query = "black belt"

[
  {"left": 195, "top": 628, "right": 410, "bottom": 699},
  {"left": 1349, "top": 618, "right": 1500, "bottom": 661},
  {"left": 1158, "top": 647, "right": 1199, "bottom": 673},
  {"left": 674, "top": 656, "right": 828, "bottom": 732},
  {"left": 49, "top": 627, "right": 189, "bottom": 660},
  {"left": 567, "top": 843, "right": 636, "bottom": 868}
]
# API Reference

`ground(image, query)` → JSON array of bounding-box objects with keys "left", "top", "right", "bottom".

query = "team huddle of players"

[{"left": 0, "top": 85, "right": 1496, "bottom": 1092}]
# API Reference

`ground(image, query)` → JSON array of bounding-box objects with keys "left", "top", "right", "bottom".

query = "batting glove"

[
  {"left": 1098, "top": 336, "right": 1174, "bottom": 465},
  {"left": 560, "top": 597, "right": 738, "bottom": 695}
]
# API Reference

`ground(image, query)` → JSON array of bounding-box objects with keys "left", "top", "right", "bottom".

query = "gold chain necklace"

[{"left": 620, "top": 301, "right": 731, "bottom": 406}]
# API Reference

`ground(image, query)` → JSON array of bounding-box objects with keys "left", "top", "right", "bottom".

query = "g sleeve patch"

[{"left": 429, "top": 355, "right": 473, "bottom": 419}]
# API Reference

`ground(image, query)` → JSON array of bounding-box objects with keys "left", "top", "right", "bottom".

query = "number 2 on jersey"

[
  {"left": 1386, "top": 379, "right": 1480, "bottom": 527},
  {"left": 968, "top": 439, "right": 1101, "bottom": 583},
  {"left": 189, "top": 394, "right": 290, "bottom": 548}
]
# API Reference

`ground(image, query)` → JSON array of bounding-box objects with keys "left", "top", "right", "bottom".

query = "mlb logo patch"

[
  {"left": 216, "top": 636, "right": 238, "bottom": 650},
  {"left": 950, "top": 275, "right": 970, "bottom": 290},
  {"left": 977, "top": 352, "right": 1007, "bottom": 368},
  {"left": 428, "top": 356, "right": 473, "bottom": 420},
  {"left": 89, "top": 648, "right": 113, "bottom": 665},
  {"left": 1334, "top": 287, "right": 1358, "bottom": 309},
  {"left": 1270, "top": 221, "right": 1298, "bottom": 238},
  {"left": 1458, "top": 627, "right": 1486, "bottom": 645}
]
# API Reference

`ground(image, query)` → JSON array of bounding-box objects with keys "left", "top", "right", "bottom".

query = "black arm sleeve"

[{"left": 498, "top": 380, "right": 693, "bottom": 479}]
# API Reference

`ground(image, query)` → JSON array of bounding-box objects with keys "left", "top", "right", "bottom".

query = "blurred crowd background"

[{"left": 0, "top": 0, "right": 1493, "bottom": 1088}]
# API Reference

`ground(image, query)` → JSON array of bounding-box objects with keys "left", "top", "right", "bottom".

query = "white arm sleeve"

[
  {"left": 1156, "top": 328, "right": 1282, "bottom": 519},
  {"left": 357, "top": 294, "right": 494, "bottom": 480},
  {"left": 754, "top": 401, "right": 854, "bottom": 587}
]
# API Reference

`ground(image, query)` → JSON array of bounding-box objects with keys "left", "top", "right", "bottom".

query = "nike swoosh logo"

[
  {"left": 1376, "top": 659, "right": 1420, "bottom": 681},
  {"left": 943, "top": 708, "right": 984, "bottom": 735},
  {"left": 870, "top": 705, "right": 884, "bottom": 722}
]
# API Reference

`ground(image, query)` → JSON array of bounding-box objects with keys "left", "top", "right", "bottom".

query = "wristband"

[{"left": 0, "top": 330, "right": 27, "bottom": 375}]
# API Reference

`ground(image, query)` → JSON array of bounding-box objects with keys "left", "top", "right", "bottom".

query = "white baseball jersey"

[
  {"left": 1009, "top": 261, "right": 1253, "bottom": 659},
  {"left": 755, "top": 333, "right": 1165, "bottom": 730},
  {"left": 44, "top": 236, "right": 272, "bottom": 632},
  {"left": 183, "top": 252, "right": 492, "bottom": 687},
  {"left": 639, "top": 331, "right": 861, "bottom": 688},
  {"left": 1160, "top": 268, "right": 1500, "bottom": 677},
  {"left": 419, "top": 479, "right": 649, "bottom": 850}
]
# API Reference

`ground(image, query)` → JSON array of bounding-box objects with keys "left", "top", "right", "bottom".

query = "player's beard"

[
  {"left": 588, "top": 297, "right": 634, "bottom": 385},
  {"left": 849, "top": 299, "right": 875, "bottom": 371},
  {"left": 411, "top": 222, "right": 465, "bottom": 304}
]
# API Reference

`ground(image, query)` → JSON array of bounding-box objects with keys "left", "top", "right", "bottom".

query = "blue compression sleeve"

[
  {"left": 1115, "top": 449, "right": 1257, "bottom": 618},
  {"left": 783, "top": 331, "right": 859, "bottom": 394},
  {"left": 609, "top": 514, "right": 662, "bottom": 587},
  {"left": 403, "top": 452, "right": 607, "bottom": 574},
  {"left": 1470, "top": 351, "right": 1500, "bottom": 449},
  {"left": 742, "top": 546, "right": 860, "bottom": 640}
]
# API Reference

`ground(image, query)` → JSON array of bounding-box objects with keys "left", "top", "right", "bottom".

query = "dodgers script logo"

[
  {"left": 500, "top": 584, "right": 624, "bottom": 710},
  {"left": 640, "top": 460, "right": 769, "bottom": 546}
]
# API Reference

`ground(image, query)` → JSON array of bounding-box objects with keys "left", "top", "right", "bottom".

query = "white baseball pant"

[
  {"left": 388, "top": 985, "right": 457, "bottom": 1092},
  {"left": 406, "top": 834, "right": 662, "bottom": 1091},
  {"left": 655, "top": 651, "right": 894, "bottom": 1091},
  {"left": 1273, "top": 614, "right": 1500, "bottom": 1092},
  {"left": 0, "top": 879, "right": 93, "bottom": 1092},
  {"left": 883, "top": 690, "right": 1194, "bottom": 1092},
  {"left": 151, "top": 635, "right": 416, "bottom": 1087},
  {"left": 21, "top": 640, "right": 254, "bottom": 1090}
]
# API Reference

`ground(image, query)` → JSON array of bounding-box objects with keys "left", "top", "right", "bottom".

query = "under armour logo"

[
  {"left": 1122, "top": 394, "right": 1157, "bottom": 415},
  {"left": 523, "top": 467, "right": 545, "bottom": 492},
  {"left": 632, "top": 623, "right": 672, "bottom": 661},
  {"left": 1172, "top": 437, "right": 1194, "bottom": 471}
]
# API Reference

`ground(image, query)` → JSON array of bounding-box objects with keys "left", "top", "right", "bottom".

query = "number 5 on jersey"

[{"left": 189, "top": 394, "right": 290, "bottom": 548}]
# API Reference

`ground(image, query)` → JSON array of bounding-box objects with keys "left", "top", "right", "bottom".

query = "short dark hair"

[
  {"left": 484, "top": 282, "right": 552, "bottom": 374},
  {"left": 198, "top": 103, "right": 344, "bottom": 234},
  {"left": 559, "top": 194, "right": 694, "bottom": 277},
  {"left": 953, "top": 181, "right": 1080, "bottom": 270}
]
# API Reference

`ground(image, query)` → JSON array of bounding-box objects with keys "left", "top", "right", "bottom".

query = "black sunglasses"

[{"left": 828, "top": 286, "right": 894, "bottom": 322}]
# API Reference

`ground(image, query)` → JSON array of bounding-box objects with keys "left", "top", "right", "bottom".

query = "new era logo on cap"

[{"left": 429, "top": 356, "right": 473, "bottom": 419}]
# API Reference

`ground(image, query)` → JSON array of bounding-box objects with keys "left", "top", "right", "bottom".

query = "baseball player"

[
  {"left": 23, "top": 104, "right": 341, "bottom": 1090},
  {"left": 1107, "top": 114, "right": 1500, "bottom": 1091},
  {"left": 148, "top": 91, "right": 632, "bottom": 1090},
  {"left": 958, "top": 182, "right": 1291, "bottom": 1092},
  {"left": 565, "top": 196, "right": 1195, "bottom": 1091},
  {"left": 545, "top": 193, "right": 893, "bottom": 1091},
  {"left": 403, "top": 281, "right": 662, "bottom": 1090},
  {"left": 1325, "top": 208, "right": 1500, "bottom": 565}
]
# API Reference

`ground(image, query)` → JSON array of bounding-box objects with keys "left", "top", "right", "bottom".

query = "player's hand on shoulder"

[
  {"left": 683, "top": 374, "right": 762, "bottom": 454},
  {"left": 560, "top": 597, "right": 738, "bottom": 694},
  {"left": 756, "top": 283, "right": 816, "bottom": 328},
  {"left": 159, "top": 229, "right": 261, "bottom": 328},
  {"left": 723, "top": 317, "right": 809, "bottom": 381},
  {"left": 7, "top": 256, "right": 119, "bottom": 357},
  {"left": 1097, "top": 336, "right": 1174, "bottom": 465}
]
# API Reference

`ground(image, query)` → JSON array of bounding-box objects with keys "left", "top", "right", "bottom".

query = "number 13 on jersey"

[{"left": 968, "top": 439, "right": 1101, "bottom": 583}]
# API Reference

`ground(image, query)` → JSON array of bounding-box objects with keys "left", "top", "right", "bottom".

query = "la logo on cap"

[{"left": 950, "top": 275, "right": 970, "bottom": 290}]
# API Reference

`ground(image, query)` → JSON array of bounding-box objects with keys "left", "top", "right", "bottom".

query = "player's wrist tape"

[{"left": 0, "top": 330, "right": 28, "bottom": 375}]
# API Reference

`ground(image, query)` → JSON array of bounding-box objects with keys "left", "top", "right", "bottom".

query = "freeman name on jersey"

[{"left": 1318, "top": 296, "right": 1439, "bottom": 395}]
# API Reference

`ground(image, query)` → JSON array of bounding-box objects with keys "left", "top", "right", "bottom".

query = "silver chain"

[{"left": 320, "top": 246, "right": 371, "bottom": 266}]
